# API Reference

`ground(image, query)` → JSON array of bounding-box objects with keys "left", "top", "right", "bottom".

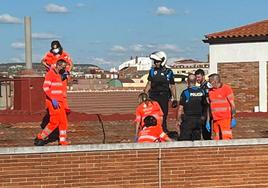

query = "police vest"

[
  {"left": 182, "top": 86, "right": 205, "bottom": 116},
  {"left": 149, "top": 67, "right": 173, "bottom": 93}
]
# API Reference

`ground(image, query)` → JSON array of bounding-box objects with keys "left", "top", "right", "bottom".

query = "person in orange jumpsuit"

[
  {"left": 41, "top": 40, "right": 73, "bottom": 113},
  {"left": 40, "top": 41, "right": 73, "bottom": 143},
  {"left": 34, "top": 60, "right": 69, "bottom": 146},
  {"left": 135, "top": 93, "right": 164, "bottom": 140},
  {"left": 207, "top": 73, "right": 236, "bottom": 140},
  {"left": 42, "top": 40, "right": 72, "bottom": 72},
  {"left": 138, "top": 115, "right": 171, "bottom": 143}
]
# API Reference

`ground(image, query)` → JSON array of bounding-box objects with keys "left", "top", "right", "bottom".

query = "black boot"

[{"left": 34, "top": 137, "right": 46, "bottom": 146}]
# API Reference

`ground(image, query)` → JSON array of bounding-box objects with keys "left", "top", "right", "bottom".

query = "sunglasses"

[{"left": 154, "top": 60, "right": 162, "bottom": 64}]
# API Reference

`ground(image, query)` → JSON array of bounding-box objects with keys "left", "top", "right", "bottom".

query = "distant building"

[
  {"left": 71, "top": 64, "right": 118, "bottom": 79},
  {"left": 118, "top": 56, "right": 151, "bottom": 82},
  {"left": 119, "top": 56, "right": 152, "bottom": 71},
  {"left": 170, "top": 59, "right": 209, "bottom": 82},
  {"left": 203, "top": 19, "right": 268, "bottom": 112}
]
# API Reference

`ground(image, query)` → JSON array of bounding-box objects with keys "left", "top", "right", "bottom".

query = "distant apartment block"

[{"left": 171, "top": 59, "right": 209, "bottom": 75}]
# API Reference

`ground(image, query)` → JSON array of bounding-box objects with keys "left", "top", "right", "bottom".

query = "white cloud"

[
  {"left": 91, "top": 57, "right": 118, "bottom": 67},
  {"left": 110, "top": 45, "right": 127, "bottom": 53},
  {"left": 45, "top": 4, "right": 69, "bottom": 13},
  {"left": 92, "top": 58, "right": 110, "bottom": 65},
  {"left": 130, "top": 44, "right": 143, "bottom": 52},
  {"left": 8, "top": 57, "right": 24, "bottom": 63},
  {"left": 160, "top": 44, "right": 182, "bottom": 52},
  {"left": 76, "top": 3, "right": 85, "bottom": 7},
  {"left": 146, "top": 44, "right": 156, "bottom": 48},
  {"left": 0, "top": 14, "right": 22, "bottom": 24},
  {"left": 156, "top": 6, "right": 175, "bottom": 16},
  {"left": 32, "top": 33, "right": 61, "bottom": 40},
  {"left": 89, "top": 57, "right": 120, "bottom": 70},
  {"left": 11, "top": 42, "right": 25, "bottom": 49}
]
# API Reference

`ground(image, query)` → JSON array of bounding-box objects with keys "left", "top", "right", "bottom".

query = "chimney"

[
  {"left": 135, "top": 56, "right": 138, "bottom": 64},
  {"left": 24, "top": 16, "right": 32, "bottom": 70}
]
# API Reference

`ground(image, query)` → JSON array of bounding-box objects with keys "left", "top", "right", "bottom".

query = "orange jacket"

[
  {"left": 135, "top": 101, "right": 163, "bottom": 128},
  {"left": 42, "top": 51, "right": 72, "bottom": 72},
  {"left": 209, "top": 84, "right": 234, "bottom": 120},
  {"left": 138, "top": 125, "right": 169, "bottom": 143},
  {"left": 43, "top": 68, "right": 64, "bottom": 102}
]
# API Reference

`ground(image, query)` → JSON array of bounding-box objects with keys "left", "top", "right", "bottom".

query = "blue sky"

[{"left": 1, "top": 0, "right": 268, "bottom": 70}]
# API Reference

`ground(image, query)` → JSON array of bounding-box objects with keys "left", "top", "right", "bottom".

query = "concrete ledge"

[{"left": 1, "top": 138, "right": 268, "bottom": 155}]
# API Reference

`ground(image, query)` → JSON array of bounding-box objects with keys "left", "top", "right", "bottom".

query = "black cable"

[{"left": 96, "top": 114, "right": 106, "bottom": 144}]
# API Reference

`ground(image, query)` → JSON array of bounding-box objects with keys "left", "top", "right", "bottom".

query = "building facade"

[{"left": 204, "top": 19, "right": 268, "bottom": 112}]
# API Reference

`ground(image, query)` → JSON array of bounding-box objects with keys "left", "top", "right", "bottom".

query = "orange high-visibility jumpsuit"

[
  {"left": 209, "top": 84, "right": 234, "bottom": 140},
  {"left": 42, "top": 51, "right": 72, "bottom": 71},
  {"left": 42, "top": 51, "right": 73, "bottom": 112},
  {"left": 135, "top": 101, "right": 163, "bottom": 129},
  {"left": 138, "top": 124, "right": 169, "bottom": 143},
  {"left": 37, "top": 68, "right": 68, "bottom": 145}
]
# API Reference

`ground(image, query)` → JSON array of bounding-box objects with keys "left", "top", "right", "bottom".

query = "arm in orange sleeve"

[
  {"left": 225, "top": 85, "right": 236, "bottom": 117},
  {"left": 43, "top": 73, "right": 52, "bottom": 100},
  {"left": 159, "top": 129, "right": 172, "bottom": 142},
  {"left": 62, "top": 51, "right": 73, "bottom": 72},
  {"left": 41, "top": 52, "right": 54, "bottom": 70},
  {"left": 135, "top": 105, "right": 142, "bottom": 137}
]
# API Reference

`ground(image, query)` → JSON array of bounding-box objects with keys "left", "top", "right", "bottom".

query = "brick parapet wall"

[
  {"left": 1, "top": 139, "right": 268, "bottom": 187},
  {"left": 218, "top": 62, "right": 259, "bottom": 112}
]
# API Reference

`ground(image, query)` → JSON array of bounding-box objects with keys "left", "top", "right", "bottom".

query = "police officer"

[
  {"left": 144, "top": 51, "right": 177, "bottom": 133},
  {"left": 176, "top": 73, "right": 207, "bottom": 141},
  {"left": 195, "top": 68, "right": 212, "bottom": 140}
]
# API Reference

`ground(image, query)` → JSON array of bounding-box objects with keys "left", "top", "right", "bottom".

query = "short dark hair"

[
  {"left": 187, "top": 73, "right": 196, "bottom": 84},
  {"left": 195, "top": 69, "right": 205, "bottom": 76},
  {"left": 56, "top": 59, "right": 67, "bottom": 66},
  {"left": 51, "top": 40, "right": 61, "bottom": 48},
  {"left": 138, "top": 92, "right": 148, "bottom": 102},
  {"left": 208, "top": 73, "right": 221, "bottom": 82},
  {"left": 143, "top": 115, "right": 157, "bottom": 127}
]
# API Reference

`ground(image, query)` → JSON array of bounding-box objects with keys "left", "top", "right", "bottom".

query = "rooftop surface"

[{"left": 0, "top": 111, "right": 268, "bottom": 147}]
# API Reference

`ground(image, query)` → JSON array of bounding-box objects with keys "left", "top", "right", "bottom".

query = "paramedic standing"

[
  {"left": 34, "top": 60, "right": 69, "bottom": 146},
  {"left": 208, "top": 73, "right": 236, "bottom": 140}
]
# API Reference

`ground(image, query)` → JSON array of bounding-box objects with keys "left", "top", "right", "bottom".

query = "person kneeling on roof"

[{"left": 137, "top": 115, "right": 172, "bottom": 143}]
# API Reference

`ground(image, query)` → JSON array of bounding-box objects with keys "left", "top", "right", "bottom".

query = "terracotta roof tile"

[{"left": 205, "top": 19, "right": 268, "bottom": 39}]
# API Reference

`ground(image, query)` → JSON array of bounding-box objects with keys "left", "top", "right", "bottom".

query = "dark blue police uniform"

[
  {"left": 147, "top": 66, "right": 175, "bottom": 132},
  {"left": 179, "top": 86, "right": 206, "bottom": 141},
  {"left": 199, "top": 81, "right": 211, "bottom": 140}
]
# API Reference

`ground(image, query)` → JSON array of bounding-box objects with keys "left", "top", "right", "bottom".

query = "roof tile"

[{"left": 205, "top": 19, "right": 268, "bottom": 39}]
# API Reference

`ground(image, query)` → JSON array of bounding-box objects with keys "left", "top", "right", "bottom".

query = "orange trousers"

[
  {"left": 38, "top": 99, "right": 68, "bottom": 145},
  {"left": 212, "top": 118, "right": 232, "bottom": 140}
]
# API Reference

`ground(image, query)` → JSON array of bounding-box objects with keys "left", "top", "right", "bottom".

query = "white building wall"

[
  {"left": 119, "top": 57, "right": 152, "bottom": 71},
  {"left": 209, "top": 42, "right": 268, "bottom": 112}
]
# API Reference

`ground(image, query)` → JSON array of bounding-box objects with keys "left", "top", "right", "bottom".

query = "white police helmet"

[{"left": 149, "top": 51, "right": 167, "bottom": 66}]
